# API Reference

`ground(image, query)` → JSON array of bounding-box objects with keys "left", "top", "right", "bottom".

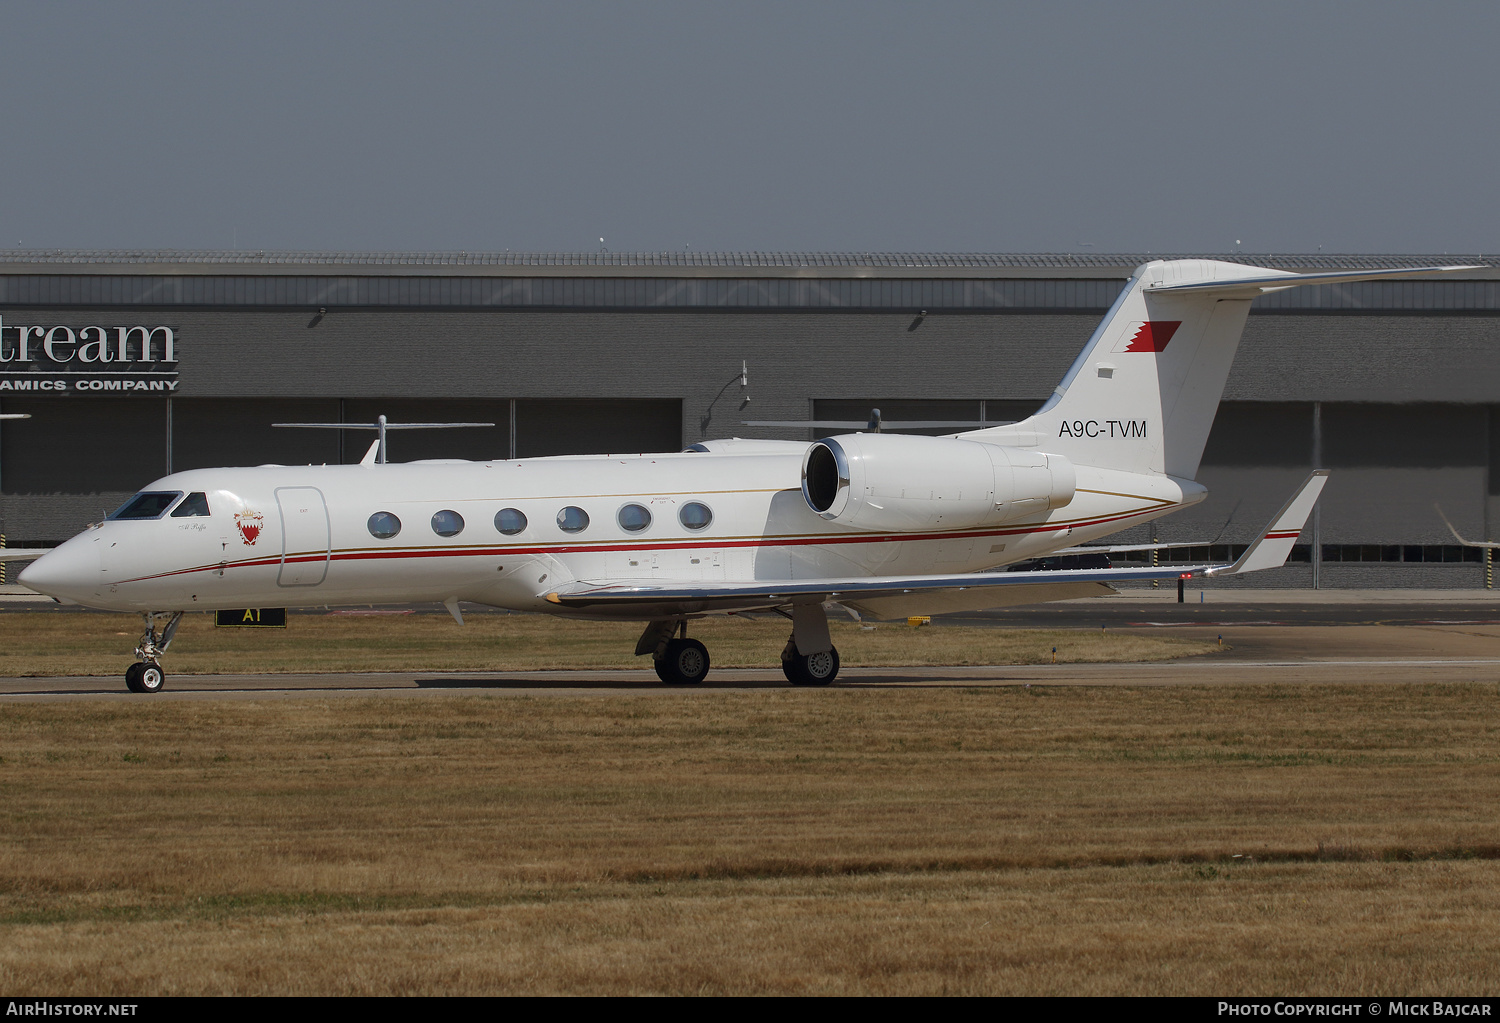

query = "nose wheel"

[
  {"left": 125, "top": 661, "right": 166, "bottom": 694},
  {"left": 124, "top": 611, "right": 182, "bottom": 694}
]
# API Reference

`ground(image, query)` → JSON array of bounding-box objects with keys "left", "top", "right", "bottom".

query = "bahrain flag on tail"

[{"left": 1114, "top": 320, "right": 1181, "bottom": 353}]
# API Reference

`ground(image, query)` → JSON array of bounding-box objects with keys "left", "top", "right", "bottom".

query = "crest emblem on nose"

[{"left": 235, "top": 510, "right": 264, "bottom": 546}]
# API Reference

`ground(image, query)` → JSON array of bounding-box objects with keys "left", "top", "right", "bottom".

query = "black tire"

[
  {"left": 124, "top": 662, "right": 145, "bottom": 693},
  {"left": 654, "top": 638, "right": 710, "bottom": 685},
  {"left": 138, "top": 662, "right": 165, "bottom": 694},
  {"left": 784, "top": 644, "right": 840, "bottom": 686}
]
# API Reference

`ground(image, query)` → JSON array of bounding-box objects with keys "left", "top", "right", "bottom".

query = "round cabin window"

[
  {"left": 431, "top": 509, "right": 464, "bottom": 537},
  {"left": 368, "top": 511, "right": 402, "bottom": 539},
  {"left": 679, "top": 502, "right": 713, "bottom": 531},
  {"left": 557, "top": 506, "right": 590, "bottom": 533},
  {"left": 617, "top": 503, "right": 652, "bottom": 532},
  {"left": 495, "top": 508, "right": 528, "bottom": 535}
]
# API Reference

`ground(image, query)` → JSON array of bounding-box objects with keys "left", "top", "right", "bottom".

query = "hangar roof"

[{"left": 1, "top": 249, "right": 1498, "bottom": 280}]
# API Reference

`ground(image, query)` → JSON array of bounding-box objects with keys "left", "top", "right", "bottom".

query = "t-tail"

[{"left": 964, "top": 259, "right": 1480, "bottom": 479}]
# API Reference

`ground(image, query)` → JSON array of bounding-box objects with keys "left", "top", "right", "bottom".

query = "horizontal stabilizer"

[
  {"left": 1146, "top": 264, "right": 1481, "bottom": 298},
  {"left": 1204, "top": 470, "right": 1329, "bottom": 576}
]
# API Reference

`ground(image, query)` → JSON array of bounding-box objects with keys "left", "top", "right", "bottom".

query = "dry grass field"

[
  {"left": 0, "top": 611, "right": 1213, "bottom": 676},
  {"left": 2, "top": 682, "right": 1498, "bottom": 994}
]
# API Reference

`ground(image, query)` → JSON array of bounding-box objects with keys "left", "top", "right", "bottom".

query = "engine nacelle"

[{"left": 801, "top": 434, "right": 1075, "bottom": 531}]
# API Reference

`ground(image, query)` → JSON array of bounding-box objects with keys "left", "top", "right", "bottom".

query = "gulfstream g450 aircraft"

[{"left": 16, "top": 259, "right": 1475, "bottom": 692}]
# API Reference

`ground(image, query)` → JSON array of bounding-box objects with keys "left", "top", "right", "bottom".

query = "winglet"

[{"left": 1205, "top": 470, "right": 1330, "bottom": 577}]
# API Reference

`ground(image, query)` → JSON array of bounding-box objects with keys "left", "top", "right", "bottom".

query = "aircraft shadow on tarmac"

[{"left": 410, "top": 675, "right": 1034, "bottom": 689}]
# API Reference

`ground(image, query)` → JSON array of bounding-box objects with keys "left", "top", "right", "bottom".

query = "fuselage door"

[{"left": 275, "top": 486, "right": 330, "bottom": 587}]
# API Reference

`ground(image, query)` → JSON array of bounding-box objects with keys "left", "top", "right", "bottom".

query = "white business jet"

[{"left": 15, "top": 259, "right": 1476, "bottom": 693}]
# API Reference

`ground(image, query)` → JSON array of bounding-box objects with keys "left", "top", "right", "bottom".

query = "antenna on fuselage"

[{"left": 272, "top": 415, "right": 496, "bottom": 464}]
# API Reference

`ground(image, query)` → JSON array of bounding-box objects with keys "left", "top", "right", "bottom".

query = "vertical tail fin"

[{"left": 964, "top": 259, "right": 1479, "bottom": 480}]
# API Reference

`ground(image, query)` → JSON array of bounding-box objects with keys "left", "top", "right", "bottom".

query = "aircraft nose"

[{"left": 18, "top": 538, "right": 98, "bottom": 601}]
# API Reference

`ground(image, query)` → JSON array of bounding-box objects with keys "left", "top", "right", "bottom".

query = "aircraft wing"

[
  {"left": 543, "top": 469, "right": 1328, "bottom": 619},
  {"left": 0, "top": 549, "right": 47, "bottom": 562},
  {"left": 545, "top": 564, "right": 1210, "bottom": 619}
]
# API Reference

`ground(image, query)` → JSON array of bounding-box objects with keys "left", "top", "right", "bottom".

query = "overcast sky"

[{"left": 3, "top": 1, "right": 1496, "bottom": 255}]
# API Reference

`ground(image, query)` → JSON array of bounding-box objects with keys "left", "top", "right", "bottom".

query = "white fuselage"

[{"left": 23, "top": 445, "right": 1204, "bottom": 617}]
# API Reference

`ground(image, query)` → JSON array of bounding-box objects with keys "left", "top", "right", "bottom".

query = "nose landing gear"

[{"left": 126, "top": 611, "right": 182, "bottom": 694}]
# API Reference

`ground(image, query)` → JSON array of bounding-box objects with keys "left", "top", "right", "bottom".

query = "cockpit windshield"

[
  {"left": 109, "top": 491, "right": 184, "bottom": 520},
  {"left": 170, "top": 492, "right": 211, "bottom": 517}
]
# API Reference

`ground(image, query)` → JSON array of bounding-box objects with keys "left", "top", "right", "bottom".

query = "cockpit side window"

[
  {"left": 170, "top": 492, "right": 211, "bottom": 517},
  {"left": 110, "top": 491, "right": 184, "bottom": 520}
]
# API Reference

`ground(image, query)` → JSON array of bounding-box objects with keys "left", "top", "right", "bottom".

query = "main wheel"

[
  {"left": 654, "top": 638, "right": 710, "bottom": 685},
  {"left": 137, "top": 662, "right": 165, "bottom": 694},
  {"left": 124, "top": 662, "right": 145, "bottom": 693},
  {"left": 783, "top": 644, "right": 840, "bottom": 686}
]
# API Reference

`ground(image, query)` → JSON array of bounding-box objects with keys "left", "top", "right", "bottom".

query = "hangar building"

[{"left": 2, "top": 249, "right": 1497, "bottom": 588}]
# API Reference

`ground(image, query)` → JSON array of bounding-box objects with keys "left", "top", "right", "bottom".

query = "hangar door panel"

[
  {"left": 516, "top": 399, "right": 681, "bottom": 457},
  {"left": 276, "top": 487, "right": 330, "bottom": 587}
]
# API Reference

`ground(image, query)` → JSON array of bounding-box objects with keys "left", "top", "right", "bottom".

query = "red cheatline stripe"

[
  {"left": 118, "top": 504, "right": 1178, "bottom": 585},
  {"left": 1264, "top": 531, "right": 1302, "bottom": 539}
]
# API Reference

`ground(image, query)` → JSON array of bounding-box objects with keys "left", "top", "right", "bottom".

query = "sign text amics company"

[{"left": 0, "top": 315, "right": 178, "bottom": 394}]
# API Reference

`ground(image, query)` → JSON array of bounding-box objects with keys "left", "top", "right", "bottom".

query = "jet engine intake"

[{"left": 801, "top": 434, "right": 1074, "bottom": 531}]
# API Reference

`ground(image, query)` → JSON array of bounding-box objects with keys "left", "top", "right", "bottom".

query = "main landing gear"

[
  {"left": 126, "top": 611, "right": 182, "bottom": 694},
  {"left": 782, "top": 642, "right": 841, "bottom": 686},
  {"left": 638, "top": 620, "right": 712, "bottom": 685},
  {"left": 635, "top": 603, "right": 842, "bottom": 687},
  {"left": 778, "top": 602, "right": 840, "bottom": 686}
]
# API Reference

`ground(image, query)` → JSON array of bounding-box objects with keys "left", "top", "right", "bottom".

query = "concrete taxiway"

[
  {"left": 6, "top": 586, "right": 1500, "bottom": 628},
  {"left": 4, "top": 653, "right": 1498, "bottom": 702},
  {"left": 3, "top": 587, "right": 1498, "bottom": 702}
]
